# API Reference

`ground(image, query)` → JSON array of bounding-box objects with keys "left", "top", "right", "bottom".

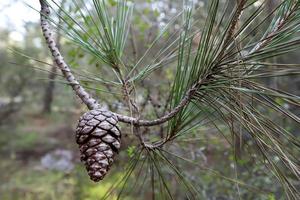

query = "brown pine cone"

[{"left": 75, "top": 109, "right": 121, "bottom": 182}]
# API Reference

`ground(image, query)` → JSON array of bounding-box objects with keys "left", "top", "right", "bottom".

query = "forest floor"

[
  {"left": 0, "top": 109, "right": 127, "bottom": 200},
  {"left": 0, "top": 106, "right": 293, "bottom": 200}
]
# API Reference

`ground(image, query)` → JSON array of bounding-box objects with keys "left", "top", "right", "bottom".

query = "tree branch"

[
  {"left": 216, "top": 0, "right": 246, "bottom": 61},
  {"left": 40, "top": 0, "right": 294, "bottom": 128},
  {"left": 249, "top": 2, "right": 296, "bottom": 54},
  {"left": 224, "top": 0, "right": 246, "bottom": 47},
  {"left": 40, "top": 0, "right": 100, "bottom": 110},
  {"left": 39, "top": 0, "right": 199, "bottom": 127},
  {"left": 115, "top": 83, "right": 199, "bottom": 126}
]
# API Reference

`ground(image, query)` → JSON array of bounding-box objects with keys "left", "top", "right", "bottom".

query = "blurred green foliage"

[{"left": 0, "top": 0, "right": 299, "bottom": 199}]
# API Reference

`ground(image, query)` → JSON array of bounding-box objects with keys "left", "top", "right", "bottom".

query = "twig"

[
  {"left": 250, "top": 1, "right": 298, "bottom": 54},
  {"left": 42, "top": 0, "right": 66, "bottom": 113},
  {"left": 224, "top": 0, "right": 246, "bottom": 47},
  {"left": 40, "top": 0, "right": 99, "bottom": 110},
  {"left": 40, "top": 0, "right": 290, "bottom": 128},
  {"left": 39, "top": 0, "right": 201, "bottom": 127},
  {"left": 115, "top": 82, "right": 200, "bottom": 126},
  {"left": 217, "top": 0, "right": 246, "bottom": 61}
]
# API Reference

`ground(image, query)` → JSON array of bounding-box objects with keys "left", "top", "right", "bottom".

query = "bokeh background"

[{"left": 0, "top": 0, "right": 299, "bottom": 199}]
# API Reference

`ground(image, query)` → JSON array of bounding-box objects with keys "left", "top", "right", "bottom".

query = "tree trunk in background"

[
  {"left": 43, "top": 63, "right": 58, "bottom": 113},
  {"left": 42, "top": 0, "right": 65, "bottom": 113}
]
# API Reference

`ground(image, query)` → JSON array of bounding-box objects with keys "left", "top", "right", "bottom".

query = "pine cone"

[{"left": 75, "top": 109, "right": 121, "bottom": 182}]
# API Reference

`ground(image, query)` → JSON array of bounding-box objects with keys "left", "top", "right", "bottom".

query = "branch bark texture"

[
  {"left": 42, "top": 0, "right": 66, "bottom": 113},
  {"left": 39, "top": 0, "right": 294, "bottom": 127},
  {"left": 40, "top": 0, "right": 100, "bottom": 110},
  {"left": 39, "top": 0, "right": 197, "bottom": 127}
]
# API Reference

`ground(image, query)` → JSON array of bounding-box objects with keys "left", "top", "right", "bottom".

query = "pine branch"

[
  {"left": 42, "top": 0, "right": 66, "bottom": 113},
  {"left": 249, "top": 1, "right": 298, "bottom": 54},
  {"left": 222, "top": 0, "right": 246, "bottom": 53},
  {"left": 39, "top": 0, "right": 299, "bottom": 129},
  {"left": 39, "top": 0, "right": 204, "bottom": 127},
  {"left": 40, "top": 0, "right": 100, "bottom": 110},
  {"left": 116, "top": 81, "right": 202, "bottom": 126}
]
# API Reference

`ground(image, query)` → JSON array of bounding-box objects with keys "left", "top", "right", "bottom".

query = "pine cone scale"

[{"left": 76, "top": 109, "right": 121, "bottom": 182}]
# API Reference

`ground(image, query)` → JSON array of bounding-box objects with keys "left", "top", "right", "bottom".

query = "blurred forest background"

[{"left": 0, "top": 0, "right": 299, "bottom": 199}]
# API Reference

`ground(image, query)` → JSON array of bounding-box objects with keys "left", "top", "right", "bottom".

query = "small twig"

[
  {"left": 250, "top": 2, "right": 297, "bottom": 54},
  {"left": 115, "top": 81, "right": 200, "bottom": 126},
  {"left": 122, "top": 80, "right": 139, "bottom": 116},
  {"left": 224, "top": 0, "right": 246, "bottom": 46},
  {"left": 217, "top": 0, "right": 246, "bottom": 61},
  {"left": 40, "top": 0, "right": 99, "bottom": 110},
  {"left": 39, "top": 1, "right": 212, "bottom": 128}
]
